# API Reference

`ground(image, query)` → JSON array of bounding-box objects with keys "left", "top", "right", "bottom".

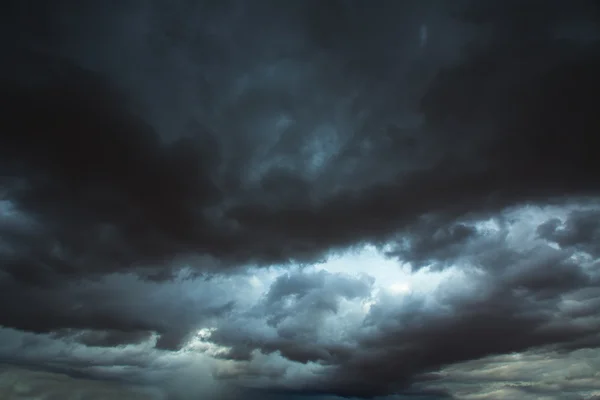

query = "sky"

[{"left": 1, "top": 0, "right": 600, "bottom": 399}]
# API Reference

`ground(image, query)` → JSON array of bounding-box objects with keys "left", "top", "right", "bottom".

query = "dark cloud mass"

[{"left": 1, "top": 1, "right": 600, "bottom": 399}]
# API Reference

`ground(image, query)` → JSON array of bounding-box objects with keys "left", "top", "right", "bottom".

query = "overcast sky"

[{"left": 1, "top": 1, "right": 600, "bottom": 399}]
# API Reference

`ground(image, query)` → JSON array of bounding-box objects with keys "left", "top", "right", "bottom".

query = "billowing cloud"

[{"left": 1, "top": 0, "right": 599, "bottom": 399}]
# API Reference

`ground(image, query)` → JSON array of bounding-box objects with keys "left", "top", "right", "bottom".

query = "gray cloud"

[
  {"left": 218, "top": 270, "right": 372, "bottom": 364},
  {"left": 432, "top": 348, "right": 600, "bottom": 399},
  {"left": 0, "top": 273, "right": 235, "bottom": 351},
  {"left": 537, "top": 209, "right": 600, "bottom": 257},
  {"left": 1, "top": 0, "right": 600, "bottom": 399},
  {"left": 0, "top": 366, "right": 164, "bottom": 400},
  {"left": 189, "top": 208, "right": 599, "bottom": 398},
  {"left": 2, "top": 0, "right": 600, "bottom": 279}
]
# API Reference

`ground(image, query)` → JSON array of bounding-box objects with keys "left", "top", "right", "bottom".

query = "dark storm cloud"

[
  {"left": 0, "top": 273, "right": 234, "bottom": 351},
  {"left": 1, "top": 1, "right": 600, "bottom": 399},
  {"left": 537, "top": 209, "right": 600, "bottom": 257},
  {"left": 231, "top": 6, "right": 600, "bottom": 263},
  {"left": 384, "top": 218, "right": 480, "bottom": 270},
  {"left": 2, "top": 0, "right": 599, "bottom": 281},
  {"left": 0, "top": 54, "right": 228, "bottom": 284}
]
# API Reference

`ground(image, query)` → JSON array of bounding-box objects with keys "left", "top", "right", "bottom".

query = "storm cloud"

[{"left": 1, "top": 0, "right": 600, "bottom": 399}]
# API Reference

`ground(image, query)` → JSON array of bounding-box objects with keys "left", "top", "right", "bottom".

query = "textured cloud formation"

[
  {"left": 434, "top": 348, "right": 600, "bottom": 400},
  {"left": 1, "top": 1, "right": 600, "bottom": 399},
  {"left": 0, "top": 366, "right": 163, "bottom": 400}
]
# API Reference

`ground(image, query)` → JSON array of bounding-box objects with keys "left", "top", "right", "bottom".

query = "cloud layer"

[{"left": 1, "top": 1, "right": 600, "bottom": 399}]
